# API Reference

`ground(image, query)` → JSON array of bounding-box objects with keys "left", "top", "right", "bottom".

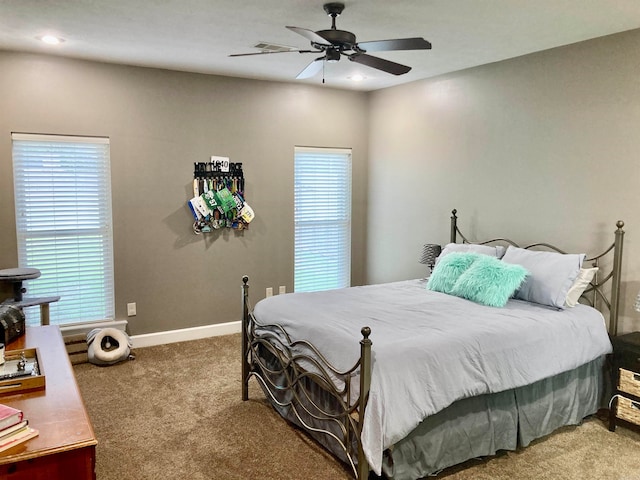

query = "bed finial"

[
  {"left": 616, "top": 220, "right": 624, "bottom": 230},
  {"left": 452, "top": 209, "right": 457, "bottom": 217},
  {"left": 361, "top": 326, "right": 371, "bottom": 339},
  {"left": 242, "top": 275, "right": 249, "bottom": 285}
]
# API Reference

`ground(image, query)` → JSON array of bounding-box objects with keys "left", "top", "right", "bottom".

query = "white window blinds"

[
  {"left": 12, "top": 133, "right": 115, "bottom": 326},
  {"left": 294, "top": 147, "right": 351, "bottom": 292}
]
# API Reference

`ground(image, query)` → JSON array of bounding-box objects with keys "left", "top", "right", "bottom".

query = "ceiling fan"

[{"left": 229, "top": 2, "right": 432, "bottom": 81}]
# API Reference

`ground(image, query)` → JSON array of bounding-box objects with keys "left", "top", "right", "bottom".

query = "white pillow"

[
  {"left": 565, "top": 267, "right": 598, "bottom": 308},
  {"left": 436, "top": 243, "right": 506, "bottom": 265}
]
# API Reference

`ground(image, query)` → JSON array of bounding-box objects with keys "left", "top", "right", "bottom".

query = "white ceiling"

[{"left": 1, "top": 0, "right": 640, "bottom": 91}]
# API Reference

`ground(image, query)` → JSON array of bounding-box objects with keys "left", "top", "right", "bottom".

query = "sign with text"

[{"left": 210, "top": 155, "right": 230, "bottom": 173}]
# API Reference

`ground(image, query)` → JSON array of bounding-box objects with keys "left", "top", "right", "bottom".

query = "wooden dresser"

[{"left": 0, "top": 326, "right": 97, "bottom": 479}]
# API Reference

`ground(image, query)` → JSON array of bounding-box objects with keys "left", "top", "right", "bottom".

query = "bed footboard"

[{"left": 241, "top": 276, "right": 372, "bottom": 480}]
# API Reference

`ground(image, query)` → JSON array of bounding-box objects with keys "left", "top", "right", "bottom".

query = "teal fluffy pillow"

[
  {"left": 426, "top": 252, "right": 480, "bottom": 294},
  {"left": 450, "top": 255, "right": 529, "bottom": 307}
]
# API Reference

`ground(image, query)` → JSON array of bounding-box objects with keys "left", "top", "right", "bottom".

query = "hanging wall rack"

[{"left": 188, "top": 158, "right": 254, "bottom": 234}]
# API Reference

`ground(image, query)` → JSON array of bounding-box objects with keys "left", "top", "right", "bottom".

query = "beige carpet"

[{"left": 73, "top": 334, "right": 640, "bottom": 480}]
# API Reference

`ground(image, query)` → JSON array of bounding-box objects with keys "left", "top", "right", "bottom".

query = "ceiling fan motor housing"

[{"left": 315, "top": 29, "right": 356, "bottom": 50}]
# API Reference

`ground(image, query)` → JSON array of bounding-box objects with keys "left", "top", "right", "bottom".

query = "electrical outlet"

[
  {"left": 279, "top": 286, "right": 286, "bottom": 294},
  {"left": 127, "top": 302, "right": 137, "bottom": 317},
  {"left": 266, "top": 287, "right": 273, "bottom": 298}
]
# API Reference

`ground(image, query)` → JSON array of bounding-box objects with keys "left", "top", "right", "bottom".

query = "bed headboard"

[{"left": 449, "top": 209, "right": 625, "bottom": 336}]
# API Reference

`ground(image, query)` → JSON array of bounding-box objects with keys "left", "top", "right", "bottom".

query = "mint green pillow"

[
  {"left": 450, "top": 255, "right": 529, "bottom": 307},
  {"left": 426, "top": 252, "right": 480, "bottom": 294}
]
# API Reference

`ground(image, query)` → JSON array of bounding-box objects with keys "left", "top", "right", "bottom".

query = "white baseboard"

[{"left": 130, "top": 321, "right": 241, "bottom": 348}]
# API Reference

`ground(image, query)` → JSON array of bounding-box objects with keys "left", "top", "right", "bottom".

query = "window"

[
  {"left": 294, "top": 147, "right": 351, "bottom": 292},
  {"left": 12, "top": 133, "right": 115, "bottom": 326}
]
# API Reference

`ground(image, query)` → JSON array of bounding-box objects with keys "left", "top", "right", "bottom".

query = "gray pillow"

[
  {"left": 501, "top": 246, "right": 585, "bottom": 309},
  {"left": 436, "top": 243, "right": 506, "bottom": 265}
]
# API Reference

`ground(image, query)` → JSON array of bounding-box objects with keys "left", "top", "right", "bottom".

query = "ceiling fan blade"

[
  {"left": 286, "top": 26, "right": 332, "bottom": 46},
  {"left": 349, "top": 53, "right": 411, "bottom": 75},
  {"left": 229, "top": 49, "right": 316, "bottom": 57},
  {"left": 356, "top": 37, "right": 432, "bottom": 52},
  {"left": 296, "top": 57, "right": 325, "bottom": 79}
]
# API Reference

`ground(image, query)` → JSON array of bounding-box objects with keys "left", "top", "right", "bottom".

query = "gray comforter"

[{"left": 252, "top": 279, "right": 612, "bottom": 475}]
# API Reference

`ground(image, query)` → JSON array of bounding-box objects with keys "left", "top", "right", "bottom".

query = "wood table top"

[{"left": 0, "top": 326, "right": 97, "bottom": 464}]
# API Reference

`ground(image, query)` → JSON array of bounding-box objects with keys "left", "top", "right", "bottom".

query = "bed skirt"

[{"left": 383, "top": 355, "right": 606, "bottom": 479}]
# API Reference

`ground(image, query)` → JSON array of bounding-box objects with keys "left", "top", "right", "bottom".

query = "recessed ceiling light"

[
  {"left": 39, "top": 35, "right": 64, "bottom": 45},
  {"left": 348, "top": 74, "right": 366, "bottom": 82}
]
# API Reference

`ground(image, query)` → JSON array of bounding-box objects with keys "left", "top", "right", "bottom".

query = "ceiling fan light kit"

[{"left": 230, "top": 2, "right": 431, "bottom": 83}]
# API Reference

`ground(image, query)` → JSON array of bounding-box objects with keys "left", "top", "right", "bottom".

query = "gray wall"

[
  {"left": 2, "top": 28, "right": 639, "bottom": 336},
  {"left": 0, "top": 51, "right": 369, "bottom": 335},
  {"left": 367, "top": 29, "right": 640, "bottom": 333}
]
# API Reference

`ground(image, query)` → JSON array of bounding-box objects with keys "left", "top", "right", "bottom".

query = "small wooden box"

[
  {"left": 616, "top": 396, "right": 640, "bottom": 426},
  {"left": 619, "top": 368, "right": 640, "bottom": 398},
  {"left": 0, "top": 347, "right": 45, "bottom": 396}
]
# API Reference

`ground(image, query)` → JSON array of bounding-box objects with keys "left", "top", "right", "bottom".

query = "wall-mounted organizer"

[{"left": 188, "top": 157, "right": 254, "bottom": 234}]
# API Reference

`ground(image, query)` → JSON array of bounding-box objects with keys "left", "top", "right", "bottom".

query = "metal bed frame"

[{"left": 241, "top": 209, "right": 625, "bottom": 480}]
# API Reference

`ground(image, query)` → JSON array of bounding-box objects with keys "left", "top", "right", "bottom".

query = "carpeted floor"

[{"left": 73, "top": 334, "right": 640, "bottom": 480}]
